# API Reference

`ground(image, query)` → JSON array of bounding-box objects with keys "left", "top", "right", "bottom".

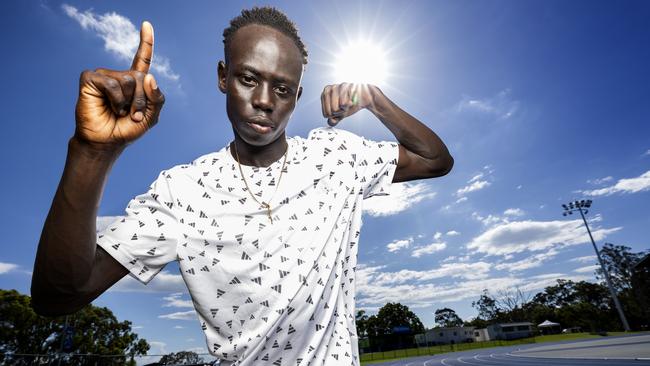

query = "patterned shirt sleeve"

[
  {"left": 357, "top": 136, "right": 400, "bottom": 199},
  {"left": 96, "top": 170, "right": 180, "bottom": 284},
  {"left": 321, "top": 127, "right": 399, "bottom": 200}
]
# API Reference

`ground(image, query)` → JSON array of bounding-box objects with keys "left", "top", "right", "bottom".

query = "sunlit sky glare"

[
  {"left": 331, "top": 39, "right": 390, "bottom": 86},
  {"left": 1, "top": 0, "right": 650, "bottom": 361}
]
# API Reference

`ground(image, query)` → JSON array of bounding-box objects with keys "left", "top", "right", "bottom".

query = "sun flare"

[{"left": 332, "top": 39, "right": 389, "bottom": 86}]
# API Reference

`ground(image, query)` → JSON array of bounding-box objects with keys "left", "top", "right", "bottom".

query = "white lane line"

[
  {"left": 470, "top": 353, "right": 502, "bottom": 364},
  {"left": 423, "top": 358, "right": 442, "bottom": 366},
  {"left": 440, "top": 358, "right": 453, "bottom": 366},
  {"left": 456, "top": 355, "right": 483, "bottom": 365}
]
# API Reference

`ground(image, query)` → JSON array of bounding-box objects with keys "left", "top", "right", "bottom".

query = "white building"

[
  {"left": 415, "top": 326, "right": 476, "bottom": 346},
  {"left": 486, "top": 322, "right": 533, "bottom": 340},
  {"left": 473, "top": 328, "right": 490, "bottom": 342}
]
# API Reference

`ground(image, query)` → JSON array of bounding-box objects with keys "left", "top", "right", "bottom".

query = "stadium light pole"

[{"left": 562, "top": 199, "right": 631, "bottom": 332}]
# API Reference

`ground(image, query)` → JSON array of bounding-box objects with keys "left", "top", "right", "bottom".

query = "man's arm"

[
  {"left": 321, "top": 83, "right": 453, "bottom": 183},
  {"left": 31, "top": 22, "right": 165, "bottom": 316},
  {"left": 32, "top": 139, "right": 129, "bottom": 316}
]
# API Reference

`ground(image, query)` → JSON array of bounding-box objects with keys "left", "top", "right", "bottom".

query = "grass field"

[{"left": 359, "top": 332, "right": 647, "bottom": 364}]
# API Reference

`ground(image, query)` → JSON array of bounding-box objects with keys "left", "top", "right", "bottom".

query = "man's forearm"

[
  {"left": 31, "top": 137, "right": 125, "bottom": 312},
  {"left": 367, "top": 86, "right": 452, "bottom": 164}
]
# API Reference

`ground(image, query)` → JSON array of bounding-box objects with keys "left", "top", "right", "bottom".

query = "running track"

[{"left": 364, "top": 334, "right": 650, "bottom": 366}]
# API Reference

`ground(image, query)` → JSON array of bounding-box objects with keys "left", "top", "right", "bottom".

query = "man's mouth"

[{"left": 247, "top": 117, "right": 274, "bottom": 134}]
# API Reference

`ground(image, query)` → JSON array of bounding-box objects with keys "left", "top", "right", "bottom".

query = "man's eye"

[
  {"left": 275, "top": 86, "right": 289, "bottom": 95},
  {"left": 241, "top": 76, "right": 255, "bottom": 85}
]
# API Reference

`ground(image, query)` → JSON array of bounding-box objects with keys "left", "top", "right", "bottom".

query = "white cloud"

[
  {"left": 62, "top": 4, "right": 179, "bottom": 81},
  {"left": 643, "top": 149, "right": 650, "bottom": 157},
  {"left": 174, "top": 325, "right": 185, "bottom": 329},
  {"left": 386, "top": 238, "right": 413, "bottom": 253},
  {"left": 503, "top": 208, "right": 525, "bottom": 217},
  {"left": 446, "top": 230, "right": 461, "bottom": 236},
  {"left": 356, "top": 264, "right": 589, "bottom": 308},
  {"left": 411, "top": 242, "right": 447, "bottom": 258},
  {"left": 110, "top": 270, "right": 187, "bottom": 293},
  {"left": 517, "top": 185, "right": 523, "bottom": 190},
  {"left": 468, "top": 173, "right": 484, "bottom": 184},
  {"left": 467, "top": 219, "right": 621, "bottom": 256},
  {"left": 574, "top": 264, "right": 600, "bottom": 274},
  {"left": 582, "top": 171, "right": 650, "bottom": 196},
  {"left": 530, "top": 273, "right": 566, "bottom": 280},
  {"left": 570, "top": 255, "right": 597, "bottom": 263},
  {"left": 442, "top": 255, "right": 471, "bottom": 263},
  {"left": 494, "top": 249, "right": 559, "bottom": 272},
  {"left": 0, "top": 262, "right": 19, "bottom": 274},
  {"left": 455, "top": 89, "right": 519, "bottom": 120},
  {"left": 456, "top": 180, "right": 490, "bottom": 196},
  {"left": 162, "top": 293, "right": 194, "bottom": 308},
  {"left": 433, "top": 232, "right": 443, "bottom": 240},
  {"left": 587, "top": 176, "right": 613, "bottom": 185},
  {"left": 472, "top": 212, "right": 506, "bottom": 227},
  {"left": 453, "top": 167, "right": 495, "bottom": 201},
  {"left": 363, "top": 181, "right": 436, "bottom": 217},
  {"left": 362, "top": 262, "right": 493, "bottom": 287},
  {"left": 159, "top": 310, "right": 197, "bottom": 321}
]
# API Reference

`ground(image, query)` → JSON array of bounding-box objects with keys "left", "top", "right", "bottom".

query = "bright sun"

[{"left": 332, "top": 39, "right": 389, "bottom": 86}]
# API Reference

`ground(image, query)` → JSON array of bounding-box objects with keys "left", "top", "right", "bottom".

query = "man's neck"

[{"left": 230, "top": 133, "right": 288, "bottom": 168}]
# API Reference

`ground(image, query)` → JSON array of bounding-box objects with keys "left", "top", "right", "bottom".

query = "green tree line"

[
  {"left": 0, "top": 289, "right": 149, "bottom": 366},
  {"left": 355, "top": 243, "right": 649, "bottom": 352},
  {"left": 466, "top": 243, "right": 649, "bottom": 332}
]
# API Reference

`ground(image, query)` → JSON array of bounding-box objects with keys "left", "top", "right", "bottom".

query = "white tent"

[{"left": 538, "top": 320, "right": 560, "bottom": 328}]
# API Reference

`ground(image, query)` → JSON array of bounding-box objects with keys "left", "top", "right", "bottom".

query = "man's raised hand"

[
  {"left": 321, "top": 83, "right": 377, "bottom": 126},
  {"left": 75, "top": 21, "right": 165, "bottom": 149}
]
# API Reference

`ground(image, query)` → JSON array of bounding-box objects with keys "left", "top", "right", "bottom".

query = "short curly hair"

[{"left": 222, "top": 6, "right": 308, "bottom": 65}]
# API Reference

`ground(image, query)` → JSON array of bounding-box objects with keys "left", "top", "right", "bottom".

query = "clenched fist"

[
  {"left": 321, "top": 83, "right": 379, "bottom": 126},
  {"left": 75, "top": 21, "right": 165, "bottom": 149}
]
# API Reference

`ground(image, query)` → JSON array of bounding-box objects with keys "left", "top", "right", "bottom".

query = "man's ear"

[
  {"left": 296, "top": 86, "right": 303, "bottom": 101},
  {"left": 217, "top": 61, "right": 227, "bottom": 93}
]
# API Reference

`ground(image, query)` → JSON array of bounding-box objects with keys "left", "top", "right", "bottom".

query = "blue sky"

[{"left": 1, "top": 0, "right": 649, "bottom": 360}]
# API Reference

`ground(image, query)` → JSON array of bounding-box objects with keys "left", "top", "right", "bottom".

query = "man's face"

[{"left": 218, "top": 24, "right": 304, "bottom": 147}]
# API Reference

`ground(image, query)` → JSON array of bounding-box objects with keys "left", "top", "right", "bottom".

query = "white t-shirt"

[{"left": 97, "top": 127, "right": 399, "bottom": 366}]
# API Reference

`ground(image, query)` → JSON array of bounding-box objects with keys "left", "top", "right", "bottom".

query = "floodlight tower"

[{"left": 562, "top": 199, "right": 631, "bottom": 332}]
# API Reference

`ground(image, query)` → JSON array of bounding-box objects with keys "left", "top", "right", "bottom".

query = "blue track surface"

[{"left": 364, "top": 335, "right": 650, "bottom": 366}]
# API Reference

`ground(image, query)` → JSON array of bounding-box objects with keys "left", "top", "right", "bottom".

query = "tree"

[
  {"left": 434, "top": 308, "right": 463, "bottom": 328},
  {"left": 463, "top": 317, "right": 489, "bottom": 329},
  {"left": 530, "top": 280, "right": 616, "bottom": 332},
  {"left": 158, "top": 351, "right": 204, "bottom": 365},
  {"left": 471, "top": 289, "right": 500, "bottom": 322},
  {"left": 596, "top": 243, "right": 646, "bottom": 292},
  {"left": 494, "top": 287, "right": 531, "bottom": 322},
  {"left": 596, "top": 244, "right": 650, "bottom": 330},
  {"left": 355, "top": 310, "right": 369, "bottom": 337},
  {"left": 374, "top": 302, "right": 425, "bottom": 335},
  {"left": 0, "top": 289, "right": 149, "bottom": 365},
  {"left": 364, "top": 303, "right": 425, "bottom": 351}
]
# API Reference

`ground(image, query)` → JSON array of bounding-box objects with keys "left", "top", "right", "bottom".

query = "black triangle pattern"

[{"left": 95, "top": 127, "right": 399, "bottom": 364}]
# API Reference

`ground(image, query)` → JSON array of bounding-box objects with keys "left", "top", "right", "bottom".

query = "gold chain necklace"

[{"left": 233, "top": 140, "right": 288, "bottom": 224}]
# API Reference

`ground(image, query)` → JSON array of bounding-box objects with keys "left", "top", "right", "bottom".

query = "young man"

[{"left": 32, "top": 7, "right": 453, "bottom": 366}]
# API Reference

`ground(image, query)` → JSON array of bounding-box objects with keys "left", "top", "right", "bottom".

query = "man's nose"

[{"left": 252, "top": 84, "right": 274, "bottom": 112}]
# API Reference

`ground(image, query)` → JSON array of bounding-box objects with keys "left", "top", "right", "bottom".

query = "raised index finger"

[{"left": 131, "top": 21, "right": 154, "bottom": 73}]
